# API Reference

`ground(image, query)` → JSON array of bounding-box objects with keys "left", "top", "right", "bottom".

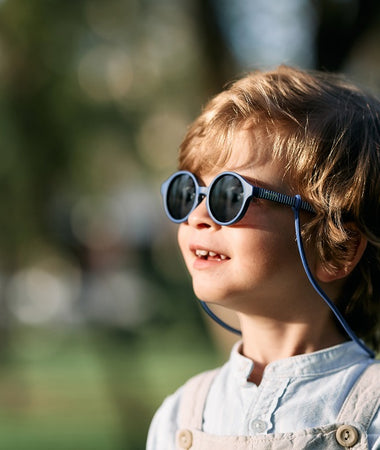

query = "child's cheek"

[{"left": 177, "top": 224, "right": 190, "bottom": 264}]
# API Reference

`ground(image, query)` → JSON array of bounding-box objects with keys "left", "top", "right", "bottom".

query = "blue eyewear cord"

[{"left": 200, "top": 196, "right": 375, "bottom": 359}]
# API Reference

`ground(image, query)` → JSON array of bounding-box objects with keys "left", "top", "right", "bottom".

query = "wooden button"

[
  {"left": 336, "top": 425, "right": 359, "bottom": 447},
  {"left": 177, "top": 429, "right": 193, "bottom": 449}
]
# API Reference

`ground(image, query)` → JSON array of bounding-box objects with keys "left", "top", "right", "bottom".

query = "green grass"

[{"left": 0, "top": 324, "right": 224, "bottom": 449}]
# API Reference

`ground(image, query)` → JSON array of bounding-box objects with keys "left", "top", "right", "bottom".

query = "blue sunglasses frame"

[{"left": 161, "top": 170, "right": 314, "bottom": 226}]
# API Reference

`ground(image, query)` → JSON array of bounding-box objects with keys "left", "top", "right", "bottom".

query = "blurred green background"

[{"left": 0, "top": 0, "right": 379, "bottom": 448}]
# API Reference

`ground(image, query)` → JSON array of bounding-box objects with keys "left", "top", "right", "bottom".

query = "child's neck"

[{"left": 239, "top": 314, "right": 347, "bottom": 385}]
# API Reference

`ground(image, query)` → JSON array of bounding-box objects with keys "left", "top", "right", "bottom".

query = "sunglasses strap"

[{"left": 196, "top": 196, "right": 375, "bottom": 358}]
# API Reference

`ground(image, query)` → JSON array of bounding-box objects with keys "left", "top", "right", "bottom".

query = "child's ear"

[{"left": 315, "top": 225, "right": 367, "bottom": 283}]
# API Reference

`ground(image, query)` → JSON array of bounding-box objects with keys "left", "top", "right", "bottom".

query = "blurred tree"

[
  {"left": 193, "top": 0, "right": 238, "bottom": 94},
  {"left": 205, "top": 0, "right": 380, "bottom": 74},
  {"left": 0, "top": 0, "right": 87, "bottom": 265},
  {"left": 315, "top": 0, "right": 380, "bottom": 71}
]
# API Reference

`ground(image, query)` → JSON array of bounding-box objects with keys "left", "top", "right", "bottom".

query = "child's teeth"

[{"left": 195, "top": 249, "right": 228, "bottom": 259}]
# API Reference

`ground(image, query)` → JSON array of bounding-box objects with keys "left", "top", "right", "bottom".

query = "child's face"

[{"left": 177, "top": 129, "right": 321, "bottom": 318}]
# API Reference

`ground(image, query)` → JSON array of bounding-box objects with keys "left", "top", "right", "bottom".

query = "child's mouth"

[{"left": 194, "top": 249, "right": 229, "bottom": 261}]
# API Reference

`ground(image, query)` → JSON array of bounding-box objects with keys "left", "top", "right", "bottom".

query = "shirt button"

[
  {"left": 249, "top": 418, "right": 267, "bottom": 434},
  {"left": 177, "top": 429, "right": 193, "bottom": 449},
  {"left": 335, "top": 425, "right": 359, "bottom": 447}
]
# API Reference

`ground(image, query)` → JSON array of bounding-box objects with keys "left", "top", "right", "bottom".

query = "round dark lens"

[
  {"left": 209, "top": 175, "right": 244, "bottom": 223},
  {"left": 167, "top": 174, "right": 196, "bottom": 220}
]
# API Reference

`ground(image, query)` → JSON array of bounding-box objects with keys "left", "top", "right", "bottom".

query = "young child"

[{"left": 147, "top": 66, "right": 380, "bottom": 449}]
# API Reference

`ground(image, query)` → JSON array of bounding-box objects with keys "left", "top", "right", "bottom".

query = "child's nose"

[{"left": 187, "top": 198, "right": 217, "bottom": 229}]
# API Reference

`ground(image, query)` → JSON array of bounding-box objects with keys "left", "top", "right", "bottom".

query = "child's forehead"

[
  {"left": 225, "top": 128, "right": 273, "bottom": 168},
  {"left": 193, "top": 128, "right": 290, "bottom": 191},
  {"left": 197, "top": 128, "right": 283, "bottom": 173}
]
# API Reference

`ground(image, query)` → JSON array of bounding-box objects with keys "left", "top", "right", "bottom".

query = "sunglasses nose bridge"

[
  {"left": 187, "top": 185, "right": 218, "bottom": 227},
  {"left": 193, "top": 186, "right": 208, "bottom": 213},
  {"left": 198, "top": 186, "right": 208, "bottom": 199}
]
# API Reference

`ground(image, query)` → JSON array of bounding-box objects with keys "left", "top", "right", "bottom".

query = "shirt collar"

[{"left": 230, "top": 340, "right": 371, "bottom": 383}]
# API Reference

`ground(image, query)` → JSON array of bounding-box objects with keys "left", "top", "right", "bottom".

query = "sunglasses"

[{"left": 161, "top": 171, "right": 314, "bottom": 226}]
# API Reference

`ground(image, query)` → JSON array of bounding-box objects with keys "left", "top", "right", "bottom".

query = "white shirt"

[{"left": 147, "top": 341, "right": 380, "bottom": 449}]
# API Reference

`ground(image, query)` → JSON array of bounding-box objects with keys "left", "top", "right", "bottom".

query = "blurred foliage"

[
  {"left": 0, "top": 326, "right": 224, "bottom": 449},
  {"left": 0, "top": 0, "right": 379, "bottom": 448},
  {"left": 0, "top": 0, "right": 195, "bottom": 263}
]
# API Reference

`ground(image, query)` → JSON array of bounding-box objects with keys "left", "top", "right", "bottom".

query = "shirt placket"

[{"left": 243, "top": 376, "right": 290, "bottom": 435}]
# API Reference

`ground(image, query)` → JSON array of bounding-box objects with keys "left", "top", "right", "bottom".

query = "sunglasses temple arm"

[
  {"left": 255, "top": 187, "right": 314, "bottom": 213},
  {"left": 293, "top": 196, "right": 375, "bottom": 358}
]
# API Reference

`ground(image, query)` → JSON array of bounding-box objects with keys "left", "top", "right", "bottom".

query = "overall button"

[
  {"left": 249, "top": 418, "right": 268, "bottom": 434},
  {"left": 335, "top": 425, "right": 359, "bottom": 447},
  {"left": 177, "top": 429, "right": 193, "bottom": 449}
]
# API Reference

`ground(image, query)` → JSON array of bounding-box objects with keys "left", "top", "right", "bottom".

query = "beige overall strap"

[
  {"left": 178, "top": 369, "right": 220, "bottom": 430},
  {"left": 337, "top": 362, "right": 380, "bottom": 430}
]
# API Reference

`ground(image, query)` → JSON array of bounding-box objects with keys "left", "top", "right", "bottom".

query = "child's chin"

[{"left": 193, "top": 284, "right": 233, "bottom": 306}]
